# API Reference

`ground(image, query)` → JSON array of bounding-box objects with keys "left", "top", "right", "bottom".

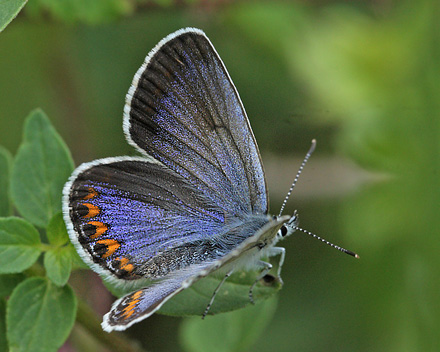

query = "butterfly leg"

[
  {"left": 249, "top": 247, "right": 286, "bottom": 304},
  {"left": 272, "top": 246, "right": 286, "bottom": 279},
  {"left": 202, "top": 269, "right": 234, "bottom": 319},
  {"left": 249, "top": 261, "right": 272, "bottom": 304}
]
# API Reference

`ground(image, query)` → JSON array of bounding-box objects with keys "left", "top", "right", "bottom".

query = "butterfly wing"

[
  {"left": 63, "top": 156, "right": 226, "bottom": 287},
  {"left": 101, "top": 263, "right": 208, "bottom": 332},
  {"left": 102, "top": 216, "right": 289, "bottom": 332},
  {"left": 124, "top": 28, "right": 267, "bottom": 216}
]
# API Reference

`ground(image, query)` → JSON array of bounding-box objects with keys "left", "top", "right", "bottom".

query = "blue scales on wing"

[
  {"left": 68, "top": 157, "right": 234, "bottom": 281},
  {"left": 124, "top": 29, "right": 268, "bottom": 217}
]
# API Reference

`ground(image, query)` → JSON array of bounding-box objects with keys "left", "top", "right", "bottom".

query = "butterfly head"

[{"left": 275, "top": 210, "right": 299, "bottom": 241}]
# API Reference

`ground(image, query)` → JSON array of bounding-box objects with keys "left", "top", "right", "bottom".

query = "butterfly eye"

[{"left": 280, "top": 225, "right": 288, "bottom": 237}]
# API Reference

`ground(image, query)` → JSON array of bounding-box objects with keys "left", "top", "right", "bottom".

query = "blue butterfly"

[{"left": 63, "top": 28, "right": 357, "bottom": 332}]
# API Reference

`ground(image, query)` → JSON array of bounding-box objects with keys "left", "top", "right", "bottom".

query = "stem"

[{"left": 76, "top": 298, "right": 148, "bottom": 352}]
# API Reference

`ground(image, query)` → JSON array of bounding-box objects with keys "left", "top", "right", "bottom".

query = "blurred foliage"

[
  {"left": 180, "top": 297, "right": 278, "bottom": 352},
  {"left": 0, "top": 0, "right": 438, "bottom": 351},
  {"left": 25, "top": 0, "right": 134, "bottom": 24}
]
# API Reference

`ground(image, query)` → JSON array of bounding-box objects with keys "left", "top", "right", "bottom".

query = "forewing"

[
  {"left": 124, "top": 28, "right": 267, "bottom": 216},
  {"left": 63, "top": 157, "right": 225, "bottom": 285}
]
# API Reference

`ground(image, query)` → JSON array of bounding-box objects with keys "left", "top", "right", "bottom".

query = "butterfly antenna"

[
  {"left": 278, "top": 139, "right": 317, "bottom": 217},
  {"left": 296, "top": 226, "right": 359, "bottom": 258}
]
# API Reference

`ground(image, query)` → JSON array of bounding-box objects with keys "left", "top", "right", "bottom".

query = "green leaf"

[
  {"left": 44, "top": 212, "right": 76, "bottom": 285},
  {"left": 158, "top": 270, "right": 281, "bottom": 317},
  {"left": 180, "top": 296, "right": 278, "bottom": 352},
  {"left": 0, "top": 274, "right": 25, "bottom": 298},
  {"left": 44, "top": 213, "right": 73, "bottom": 286},
  {"left": 0, "top": 146, "right": 13, "bottom": 217},
  {"left": 44, "top": 247, "right": 72, "bottom": 286},
  {"left": 46, "top": 212, "right": 69, "bottom": 246},
  {"left": 0, "top": 0, "right": 28, "bottom": 32},
  {"left": 0, "top": 217, "right": 41, "bottom": 274},
  {"left": 7, "top": 277, "right": 77, "bottom": 352},
  {"left": 10, "top": 109, "right": 74, "bottom": 228},
  {"left": 70, "top": 247, "right": 89, "bottom": 270}
]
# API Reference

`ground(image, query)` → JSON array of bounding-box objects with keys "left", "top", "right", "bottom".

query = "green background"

[{"left": 1, "top": 1, "right": 438, "bottom": 351}]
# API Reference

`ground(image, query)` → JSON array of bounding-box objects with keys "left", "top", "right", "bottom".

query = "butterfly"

[{"left": 63, "top": 27, "right": 357, "bottom": 332}]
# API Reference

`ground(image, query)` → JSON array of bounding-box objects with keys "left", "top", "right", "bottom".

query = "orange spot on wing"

[
  {"left": 82, "top": 203, "right": 100, "bottom": 218},
  {"left": 121, "top": 258, "right": 134, "bottom": 273},
  {"left": 83, "top": 187, "right": 98, "bottom": 200},
  {"left": 122, "top": 263, "right": 134, "bottom": 273},
  {"left": 115, "top": 257, "right": 134, "bottom": 273},
  {"left": 87, "top": 221, "right": 107, "bottom": 239},
  {"left": 96, "top": 239, "right": 120, "bottom": 258},
  {"left": 118, "top": 257, "right": 129, "bottom": 265},
  {"left": 122, "top": 290, "right": 143, "bottom": 319}
]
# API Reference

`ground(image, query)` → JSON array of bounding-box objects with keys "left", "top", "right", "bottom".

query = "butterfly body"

[{"left": 64, "top": 28, "right": 296, "bottom": 332}]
